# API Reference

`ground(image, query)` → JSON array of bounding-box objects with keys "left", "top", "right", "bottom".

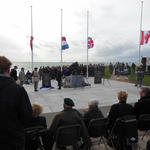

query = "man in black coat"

[
  {"left": 10, "top": 66, "right": 18, "bottom": 81},
  {"left": 135, "top": 65, "right": 144, "bottom": 87},
  {"left": 56, "top": 67, "right": 62, "bottom": 90},
  {"left": 0, "top": 56, "right": 32, "bottom": 150},
  {"left": 134, "top": 87, "right": 150, "bottom": 119}
]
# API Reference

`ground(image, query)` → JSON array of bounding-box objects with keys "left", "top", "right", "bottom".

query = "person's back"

[
  {"left": 0, "top": 56, "right": 32, "bottom": 150},
  {"left": 49, "top": 98, "right": 90, "bottom": 149},
  {"left": 108, "top": 91, "right": 134, "bottom": 129},
  {"left": 26, "top": 104, "right": 47, "bottom": 128},
  {"left": 25, "top": 104, "right": 48, "bottom": 150},
  {"left": 10, "top": 66, "right": 17, "bottom": 81},
  {"left": 19, "top": 68, "right": 26, "bottom": 86},
  {"left": 50, "top": 107, "right": 85, "bottom": 136},
  {"left": 84, "top": 100, "right": 104, "bottom": 127},
  {"left": 134, "top": 88, "right": 150, "bottom": 119},
  {"left": 32, "top": 69, "right": 39, "bottom": 82}
]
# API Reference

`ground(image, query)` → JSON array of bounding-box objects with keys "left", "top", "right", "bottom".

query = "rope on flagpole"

[
  {"left": 138, "top": 0, "right": 144, "bottom": 65},
  {"left": 86, "top": 10, "right": 89, "bottom": 79},
  {"left": 61, "top": 9, "right": 63, "bottom": 72},
  {"left": 31, "top": 6, "right": 34, "bottom": 72}
]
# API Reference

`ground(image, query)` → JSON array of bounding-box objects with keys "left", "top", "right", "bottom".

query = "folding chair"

[
  {"left": 109, "top": 116, "right": 138, "bottom": 150},
  {"left": 138, "top": 114, "right": 150, "bottom": 140},
  {"left": 25, "top": 126, "right": 48, "bottom": 150},
  {"left": 55, "top": 124, "right": 81, "bottom": 150},
  {"left": 88, "top": 118, "right": 108, "bottom": 150}
]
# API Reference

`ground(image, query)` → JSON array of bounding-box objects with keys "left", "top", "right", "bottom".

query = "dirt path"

[{"left": 110, "top": 74, "right": 130, "bottom": 83}]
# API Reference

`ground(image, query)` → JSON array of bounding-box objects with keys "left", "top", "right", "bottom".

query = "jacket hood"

[{"left": 0, "top": 76, "right": 14, "bottom": 91}]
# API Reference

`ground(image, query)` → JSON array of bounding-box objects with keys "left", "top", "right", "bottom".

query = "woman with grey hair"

[{"left": 83, "top": 100, "right": 104, "bottom": 127}]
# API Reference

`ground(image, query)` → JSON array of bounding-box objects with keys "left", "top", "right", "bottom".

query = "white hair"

[{"left": 88, "top": 100, "right": 99, "bottom": 106}]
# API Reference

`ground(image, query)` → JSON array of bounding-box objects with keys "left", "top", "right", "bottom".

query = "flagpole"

[
  {"left": 31, "top": 6, "right": 34, "bottom": 72},
  {"left": 138, "top": 0, "right": 144, "bottom": 65},
  {"left": 86, "top": 10, "right": 89, "bottom": 79},
  {"left": 61, "top": 9, "right": 63, "bottom": 72}
]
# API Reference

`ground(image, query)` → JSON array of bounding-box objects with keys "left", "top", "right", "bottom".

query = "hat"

[{"left": 64, "top": 98, "right": 75, "bottom": 107}]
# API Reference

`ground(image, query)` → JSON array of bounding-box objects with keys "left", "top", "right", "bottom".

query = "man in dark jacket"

[
  {"left": 49, "top": 98, "right": 91, "bottom": 150},
  {"left": 84, "top": 100, "right": 104, "bottom": 127},
  {"left": 134, "top": 87, "right": 150, "bottom": 119},
  {"left": 0, "top": 56, "right": 32, "bottom": 150},
  {"left": 56, "top": 67, "right": 62, "bottom": 90},
  {"left": 135, "top": 65, "right": 144, "bottom": 87},
  {"left": 10, "top": 66, "right": 18, "bottom": 81}
]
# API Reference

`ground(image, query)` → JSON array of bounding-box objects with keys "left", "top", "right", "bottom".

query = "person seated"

[
  {"left": 25, "top": 70, "right": 32, "bottom": 84},
  {"left": 26, "top": 103, "right": 47, "bottom": 128},
  {"left": 108, "top": 91, "right": 134, "bottom": 150},
  {"left": 108, "top": 91, "right": 134, "bottom": 130},
  {"left": 25, "top": 104, "right": 48, "bottom": 150},
  {"left": 83, "top": 100, "right": 104, "bottom": 127},
  {"left": 49, "top": 98, "right": 91, "bottom": 150},
  {"left": 134, "top": 87, "right": 150, "bottom": 119}
]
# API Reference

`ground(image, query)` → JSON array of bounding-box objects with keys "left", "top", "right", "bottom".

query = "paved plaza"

[{"left": 24, "top": 78, "right": 140, "bottom": 113}]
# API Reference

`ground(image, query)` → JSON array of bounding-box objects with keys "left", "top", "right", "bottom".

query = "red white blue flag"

[
  {"left": 140, "top": 31, "right": 150, "bottom": 45},
  {"left": 62, "top": 36, "right": 69, "bottom": 50},
  {"left": 88, "top": 37, "right": 94, "bottom": 49}
]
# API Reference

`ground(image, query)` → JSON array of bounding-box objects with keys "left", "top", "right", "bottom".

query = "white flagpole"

[
  {"left": 86, "top": 10, "right": 89, "bottom": 79},
  {"left": 31, "top": 6, "right": 34, "bottom": 72},
  {"left": 138, "top": 0, "right": 144, "bottom": 65},
  {"left": 61, "top": 9, "right": 63, "bottom": 72}
]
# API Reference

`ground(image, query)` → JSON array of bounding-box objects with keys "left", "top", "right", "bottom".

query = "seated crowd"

[{"left": 0, "top": 56, "right": 150, "bottom": 150}]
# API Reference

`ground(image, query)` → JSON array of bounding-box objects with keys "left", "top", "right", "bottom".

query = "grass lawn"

[
  {"left": 129, "top": 70, "right": 150, "bottom": 86},
  {"left": 104, "top": 66, "right": 150, "bottom": 86}
]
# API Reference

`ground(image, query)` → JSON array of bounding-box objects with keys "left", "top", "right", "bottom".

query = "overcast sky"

[{"left": 0, "top": 0, "right": 150, "bottom": 62}]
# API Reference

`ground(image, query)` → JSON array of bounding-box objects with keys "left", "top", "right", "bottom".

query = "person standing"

[
  {"left": 0, "top": 56, "right": 32, "bottom": 150},
  {"left": 10, "top": 66, "right": 18, "bottom": 81},
  {"left": 56, "top": 67, "right": 62, "bottom": 90},
  {"left": 132, "top": 63, "right": 136, "bottom": 73},
  {"left": 135, "top": 65, "right": 144, "bottom": 87},
  {"left": 109, "top": 63, "right": 114, "bottom": 74},
  {"left": 19, "top": 68, "right": 26, "bottom": 86},
  {"left": 32, "top": 67, "right": 40, "bottom": 92}
]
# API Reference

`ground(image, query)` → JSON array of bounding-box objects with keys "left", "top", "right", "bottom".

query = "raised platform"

[{"left": 24, "top": 77, "right": 139, "bottom": 114}]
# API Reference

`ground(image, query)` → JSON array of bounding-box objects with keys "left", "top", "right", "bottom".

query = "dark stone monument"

[
  {"left": 42, "top": 73, "right": 51, "bottom": 87},
  {"left": 65, "top": 75, "right": 85, "bottom": 88},
  {"left": 94, "top": 71, "right": 102, "bottom": 84}
]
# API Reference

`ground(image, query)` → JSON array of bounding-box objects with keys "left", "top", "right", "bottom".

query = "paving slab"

[{"left": 24, "top": 78, "right": 140, "bottom": 113}]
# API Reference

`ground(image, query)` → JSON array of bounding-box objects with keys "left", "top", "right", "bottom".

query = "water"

[
  {"left": 12, "top": 61, "right": 136, "bottom": 72},
  {"left": 12, "top": 61, "right": 104, "bottom": 72},
  {"left": 12, "top": 62, "right": 72, "bottom": 72}
]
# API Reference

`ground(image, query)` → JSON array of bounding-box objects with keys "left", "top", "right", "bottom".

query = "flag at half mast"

[
  {"left": 62, "top": 36, "right": 69, "bottom": 50},
  {"left": 88, "top": 37, "right": 94, "bottom": 49},
  {"left": 30, "top": 36, "right": 34, "bottom": 50},
  {"left": 140, "top": 31, "right": 150, "bottom": 45}
]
